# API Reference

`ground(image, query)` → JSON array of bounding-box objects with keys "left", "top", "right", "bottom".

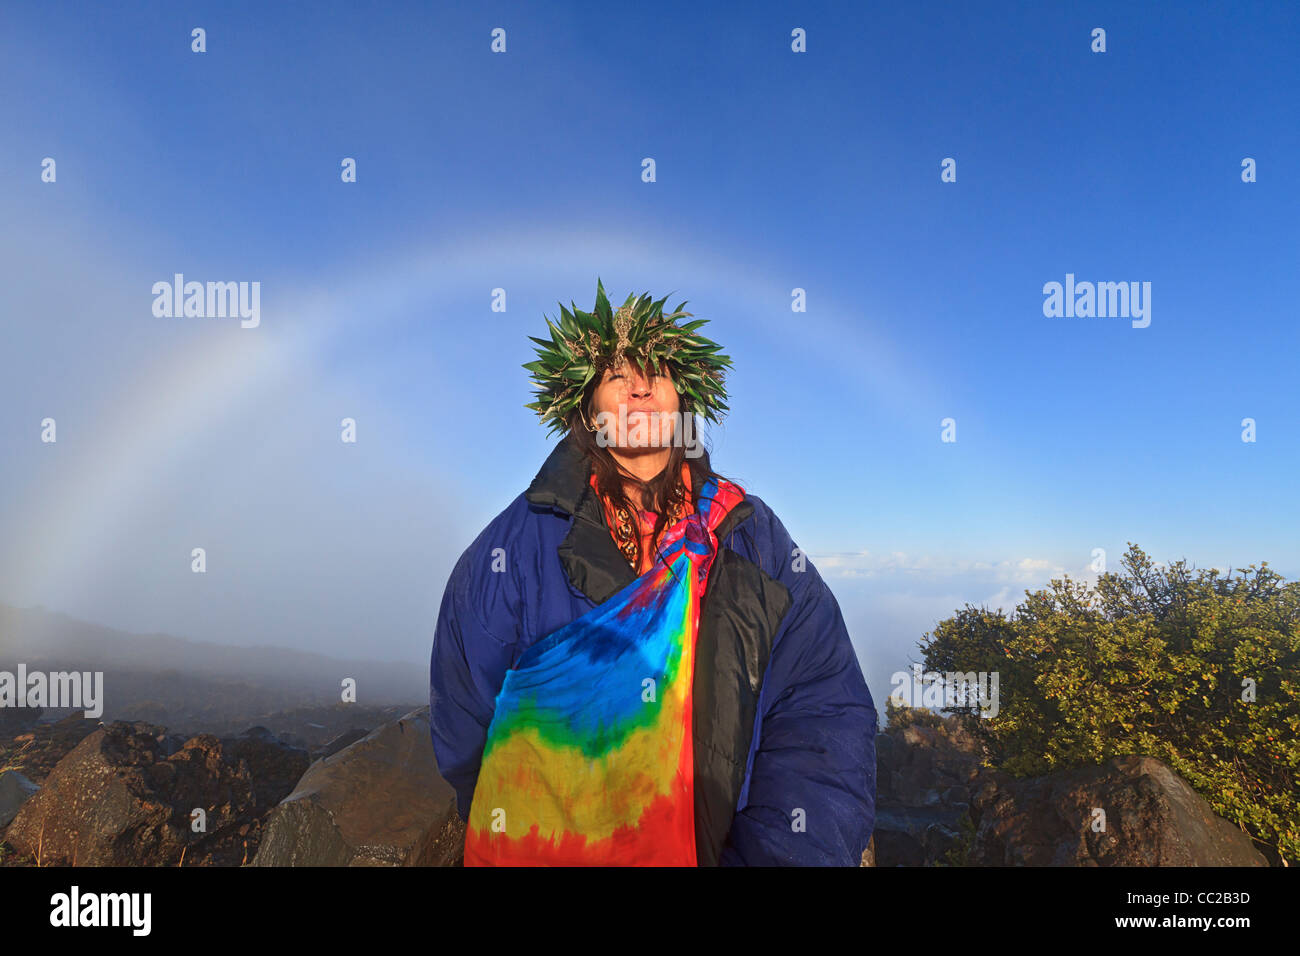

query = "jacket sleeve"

[
  {"left": 428, "top": 509, "right": 525, "bottom": 823},
  {"left": 718, "top": 498, "right": 877, "bottom": 866}
]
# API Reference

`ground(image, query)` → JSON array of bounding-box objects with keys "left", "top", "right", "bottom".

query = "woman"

[{"left": 428, "top": 280, "right": 877, "bottom": 865}]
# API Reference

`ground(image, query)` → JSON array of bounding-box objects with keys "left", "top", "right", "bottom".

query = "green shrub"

[
  {"left": 917, "top": 543, "right": 1299, "bottom": 865},
  {"left": 884, "top": 696, "right": 948, "bottom": 732}
]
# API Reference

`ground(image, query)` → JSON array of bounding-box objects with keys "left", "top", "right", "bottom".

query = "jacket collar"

[
  {"left": 524, "top": 432, "right": 591, "bottom": 517},
  {"left": 524, "top": 433, "right": 755, "bottom": 604}
]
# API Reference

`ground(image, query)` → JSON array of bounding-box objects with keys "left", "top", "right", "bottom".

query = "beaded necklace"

[{"left": 589, "top": 463, "right": 692, "bottom": 574}]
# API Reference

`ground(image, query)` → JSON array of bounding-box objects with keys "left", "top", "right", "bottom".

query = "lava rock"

[
  {"left": 967, "top": 755, "right": 1269, "bottom": 866},
  {"left": 6, "top": 720, "right": 309, "bottom": 865},
  {"left": 0, "top": 771, "right": 39, "bottom": 827},
  {"left": 251, "top": 706, "right": 462, "bottom": 866}
]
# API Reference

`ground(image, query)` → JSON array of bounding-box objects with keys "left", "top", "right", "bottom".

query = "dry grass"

[{"left": 0, "top": 737, "right": 36, "bottom": 775}]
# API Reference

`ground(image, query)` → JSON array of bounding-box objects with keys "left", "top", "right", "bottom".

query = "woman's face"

[{"left": 588, "top": 359, "right": 680, "bottom": 449}]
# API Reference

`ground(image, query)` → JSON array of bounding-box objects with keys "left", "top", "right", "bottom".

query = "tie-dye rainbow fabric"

[{"left": 464, "top": 475, "right": 746, "bottom": 866}]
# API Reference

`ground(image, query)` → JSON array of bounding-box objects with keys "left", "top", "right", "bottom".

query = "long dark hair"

[{"left": 565, "top": 375, "right": 729, "bottom": 571}]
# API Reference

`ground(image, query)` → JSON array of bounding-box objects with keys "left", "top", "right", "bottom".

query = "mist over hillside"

[{"left": 0, "top": 603, "right": 428, "bottom": 736}]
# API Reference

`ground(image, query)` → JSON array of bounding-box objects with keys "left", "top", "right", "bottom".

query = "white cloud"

[{"left": 811, "top": 549, "right": 1075, "bottom": 585}]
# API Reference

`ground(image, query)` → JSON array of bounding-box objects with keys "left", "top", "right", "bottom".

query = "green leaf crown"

[{"left": 523, "top": 278, "right": 732, "bottom": 436}]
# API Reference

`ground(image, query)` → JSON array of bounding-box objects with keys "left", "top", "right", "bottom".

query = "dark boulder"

[
  {"left": 227, "top": 727, "right": 314, "bottom": 811},
  {"left": 872, "top": 715, "right": 986, "bottom": 866},
  {"left": 6, "top": 720, "right": 309, "bottom": 865},
  {"left": 0, "top": 771, "right": 39, "bottom": 828},
  {"left": 251, "top": 707, "right": 463, "bottom": 866},
  {"left": 873, "top": 708, "right": 1270, "bottom": 866},
  {"left": 968, "top": 754, "right": 1269, "bottom": 866}
]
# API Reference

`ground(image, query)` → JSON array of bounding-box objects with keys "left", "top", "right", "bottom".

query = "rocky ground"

[
  {"left": 0, "top": 705, "right": 1276, "bottom": 867},
  {"left": 0, "top": 704, "right": 423, "bottom": 866},
  {"left": 872, "top": 709, "right": 1274, "bottom": 867}
]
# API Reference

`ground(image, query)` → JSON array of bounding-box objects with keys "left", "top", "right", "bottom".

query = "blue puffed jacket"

[{"left": 428, "top": 434, "right": 877, "bottom": 865}]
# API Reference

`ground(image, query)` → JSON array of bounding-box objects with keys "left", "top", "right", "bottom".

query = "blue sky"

[{"left": 1, "top": 1, "right": 1297, "bottom": 714}]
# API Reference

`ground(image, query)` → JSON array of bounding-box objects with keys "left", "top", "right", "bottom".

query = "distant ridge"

[{"left": 0, "top": 602, "right": 427, "bottom": 709}]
